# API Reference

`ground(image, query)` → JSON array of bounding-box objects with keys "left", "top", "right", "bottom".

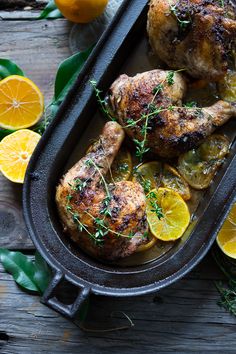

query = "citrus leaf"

[
  {"left": 0, "top": 59, "right": 25, "bottom": 79},
  {"left": 54, "top": 46, "right": 94, "bottom": 104},
  {"left": 79, "top": 298, "right": 90, "bottom": 322},
  {"left": 33, "top": 251, "right": 52, "bottom": 294},
  {"left": 38, "top": 0, "right": 63, "bottom": 20},
  {"left": 0, "top": 129, "right": 15, "bottom": 141},
  {"left": 0, "top": 249, "right": 39, "bottom": 292}
]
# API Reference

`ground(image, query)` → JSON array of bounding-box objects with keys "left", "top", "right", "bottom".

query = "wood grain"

[
  {"left": 0, "top": 0, "right": 46, "bottom": 10},
  {"left": 0, "top": 18, "right": 71, "bottom": 249},
  {"left": 0, "top": 256, "right": 234, "bottom": 354},
  {"left": 0, "top": 5, "right": 235, "bottom": 354}
]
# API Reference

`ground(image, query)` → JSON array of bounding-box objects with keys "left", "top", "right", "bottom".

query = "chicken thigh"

[
  {"left": 56, "top": 121, "right": 148, "bottom": 261},
  {"left": 109, "top": 70, "right": 236, "bottom": 158},
  {"left": 147, "top": 0, "right": 236, "bottom": 81}
]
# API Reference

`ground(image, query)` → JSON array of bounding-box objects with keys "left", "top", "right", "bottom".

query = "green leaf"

[
  {"left": 54, "top": 46, "right": 94, "bottom": 104},
  {"left": 79, "top": 298, "right": 90, "bottom": 322},
  {"left": 0, "top": 59, "right": 25, "bottom": 79},
  {"left": 38, "top": 0, "right": 63, "bottom": 20},
  {"left": 0, "top": 129, "right": 15, "bottom": 141},
  {"left": 0, "top": 249, "right": 38, "bottom": 292},
  {"left": 33, "top": 251, "right": 52, "bottom": 294}
]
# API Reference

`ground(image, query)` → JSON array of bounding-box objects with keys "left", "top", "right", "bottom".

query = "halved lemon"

[
  {"left": 133, "top": 161, "right": 162, "bottom": 194},
  {"left": 217, "top": 203, "right": 236, "bottom": 259},
  {"left": 0, "top": 129, "right": 41, "bottom": 183},
  {"left": 0, "top": 75, "right": 44, "bottom": 130},
  {"left": 147, "top": 188, "right": 190, "bottom": 241}
]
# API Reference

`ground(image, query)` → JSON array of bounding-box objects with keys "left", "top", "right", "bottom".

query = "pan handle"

[{"left": 41, "top": 271, "right": 91, "bottom": 319}]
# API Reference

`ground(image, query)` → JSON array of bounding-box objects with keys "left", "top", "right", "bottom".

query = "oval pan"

[{"left": 23, "top": 0, "right": 236, "bottom": 307}]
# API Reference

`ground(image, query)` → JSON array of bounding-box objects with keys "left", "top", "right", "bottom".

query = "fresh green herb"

[
  {"left": 166, "top": 71, "right": 175, "bottom": 86},
  {"left": 147, "top": 191, "right": 164, "bottom": 220},
  {"left": 218, "top": 0, "right": 225, "bottom": 7},
  {"left": 90, "top": 80, "right": 116, "bottom": 121},
  {"left": 215, "top": 281, "right": 236, "bottom": 316},
  {"left": 65, "top": 158, "right": 138, "bottom": 245},
  {"left": 183, "top": 101, "right": 197, "bottom": 108},
  {"left": 119, "top": 163, "right": 129, "bottom": 173},
  {"left": 212, "top": 248, "right": 236, "bottom": 317},
  {"left": 152, "top": 83, "right": 164, "bottom": 94},
  {"left": 170, "top": 4, "right": 191, "bottom": 29},
  {"left": 134, "top": 170, "right": 152, "bottom": 194}
]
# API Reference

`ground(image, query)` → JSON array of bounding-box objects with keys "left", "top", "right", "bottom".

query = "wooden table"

[{"left": 0, "top": 2, "right": 235, "bottom": 353}]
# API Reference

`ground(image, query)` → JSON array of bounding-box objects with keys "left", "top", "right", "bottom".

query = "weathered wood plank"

[
  {"left": 0, "top": 256, "right": 234, "bottom": 354},
  {"left": 0, "top": 19, "right": 71, "bottom": 104},
  {"left": 0, "top": 0, "right": 46, "bottom": 19},
  {"left": 0, "top": 0, "right": 46, "bottom": 10},
  {"left": 0, "top": 19, "right": 71, "bottom": 249},
  {"left": 0, "top": 10, "right": 42, "bottom": 20}
]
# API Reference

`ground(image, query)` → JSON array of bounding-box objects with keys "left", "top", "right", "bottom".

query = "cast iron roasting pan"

[{"left": 23, "top": 0, "right": 236, "bottom": 318}]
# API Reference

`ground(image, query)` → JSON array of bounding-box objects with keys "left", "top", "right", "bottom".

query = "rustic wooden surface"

[{"left": 0, "top": 2, "right": 235, "bottom": 353}]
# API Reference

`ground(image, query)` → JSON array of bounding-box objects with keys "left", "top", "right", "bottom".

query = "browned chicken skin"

[
  {"left": 109, "top": 69, "right": 236, "bottom": 158},
  {"left": 147, "top": 0, "right": 236, "bottom": 81},
  {"left": 56, "top": 122, "right": 148, "bottom": 261}
]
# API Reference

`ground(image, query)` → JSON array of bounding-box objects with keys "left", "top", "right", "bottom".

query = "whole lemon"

[{"left": 55, "top": 0, "right": 109, "bottom": 23}]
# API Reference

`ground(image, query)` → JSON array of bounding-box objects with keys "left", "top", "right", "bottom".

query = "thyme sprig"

[
  {"left": 66, "top": 158, "right": 140, "bottom": 245},
  {"left": 147, "top": 191, "right": 164, "bottom": 220},
  {"left": 91, "top": 70, "right": 203, "bottom": 164},
  {"left": 169, "top": 3, "right": 191, "bottom": 30},
  {"left": 125, "top": 69, "right": 184, "bottom": 161},
  {"left": 90, "top": 80, "right": 116, "bottom": 121},
  {"left": 212, "top": 248, "right": 236, "bottom": 317}
]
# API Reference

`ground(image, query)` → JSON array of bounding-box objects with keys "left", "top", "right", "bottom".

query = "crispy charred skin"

[
  {"left": 56, "top": 121, "right": 148, "bottom": 261},
  {"left": 109, "top": 70, "right": 236, "bottom": 158},
  {"left": 147, "top": 0, "right": 236, "bottom": 81}
]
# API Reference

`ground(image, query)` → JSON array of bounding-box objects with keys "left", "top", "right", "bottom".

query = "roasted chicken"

[
  {"left": 109, "top": 69, "right": 236, "bottom": 158},
  {"left": 56, "top": 121, "right": 148, "bottom": 261},
  {"left": 147, "top": 0, "right": 236, "bottom": 81}
]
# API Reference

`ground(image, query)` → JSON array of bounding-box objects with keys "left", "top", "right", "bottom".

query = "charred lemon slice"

[
  {"left": 146, "top": 188, "right": 190, "bottom": 241},
  {"left": 162, "top": 164, "right": 191, "bottom": 201},
  {"left": 133, "top": 161, "right": 162, "bottom": 194},
  {"left": 218, "top": 70, "right": 236, "bottom": 102},
  {"left": 87, "top": 142, "right": 132, "bottom": 183},
  {"left": 107, "top": 147, "right": 132, "bottom": 183},
  {"left": 217, "top": 203, "right": 236, "bottom": 259},
  {"left": 178, "top": 135, "right": 230, "bottom": 190}
]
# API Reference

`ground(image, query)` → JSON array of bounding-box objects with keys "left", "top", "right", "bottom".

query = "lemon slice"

[
  {"left": 133, "top": 161, "right": 162, "bottom": 194},
  {"left": 178, "top": 135, "right": 230, "bottom": 190},
  {"left": 135, "top": 234, "right": 157, "bottom": 253},
  {"left": 162, "top": 164, "right": 191, "bottom": 201},
  {"left": 218, "top": 70, "right": 236, "bottom": 102},
  {"left": 0, "top": 129, "right": 41, "bottom": 183},
  {"left": 217, "top": 203, "right": 236, "bottom": 259},
  {"left": 107, "top": 147, "right": 132, "bottom": 183},
  {"left": 147, "top": 188, "right": 190, "bottom": 241},
  {"left": 0, "top": 75, "right": 44, "bottom": 130}
]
